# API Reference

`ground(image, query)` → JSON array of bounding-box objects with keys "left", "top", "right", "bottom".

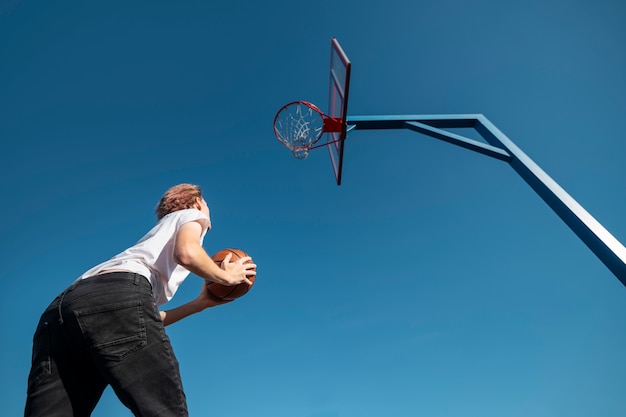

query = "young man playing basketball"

[{"left": 24, "top": 183, "right": 255, "bottom": 417}]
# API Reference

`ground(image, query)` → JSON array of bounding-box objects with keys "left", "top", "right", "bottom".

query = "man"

[{"left": 25, "top": 183, "right": 256, "bottom": 417}]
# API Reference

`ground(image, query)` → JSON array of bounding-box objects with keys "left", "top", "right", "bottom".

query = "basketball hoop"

[{"left": 273, "top": 101, "right": 342, "bottom": 159}]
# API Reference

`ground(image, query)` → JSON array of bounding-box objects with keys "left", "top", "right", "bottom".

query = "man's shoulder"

[{"left": 160, "top": 209, "right": 209, "bottom": 226}]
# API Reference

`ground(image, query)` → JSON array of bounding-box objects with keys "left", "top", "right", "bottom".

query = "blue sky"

[{"left": 1, "top": 1, "right": 625, "bottom": 416}]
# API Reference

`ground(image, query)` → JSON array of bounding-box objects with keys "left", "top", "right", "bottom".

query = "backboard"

[{"left": 327, "top": 38, "right": 352, "bottom": 185}]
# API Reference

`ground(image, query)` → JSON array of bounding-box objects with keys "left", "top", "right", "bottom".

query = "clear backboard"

[{"left": 327, "top": 38, "right": 352, "bottom": 185}]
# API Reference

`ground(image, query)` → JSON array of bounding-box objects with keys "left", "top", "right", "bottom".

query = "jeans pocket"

[
  {"left": 27, "top": 321, "right": 51, "bottom": 393},
  {"left": 75, "top": 300, "right": 147, "bottom": 361}
]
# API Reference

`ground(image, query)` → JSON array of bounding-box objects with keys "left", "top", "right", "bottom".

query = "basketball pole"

[{"left": 345, "top": 113, "right": 626, "bottom": 287}]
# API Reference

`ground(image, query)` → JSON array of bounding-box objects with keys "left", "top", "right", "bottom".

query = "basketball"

[{"left": 206, "top": 248, "right": 256, "bottom": 301}]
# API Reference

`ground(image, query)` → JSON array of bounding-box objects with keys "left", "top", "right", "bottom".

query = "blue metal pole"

[{"left": 346, "top": 114, "right": 626, "bottom": 286}]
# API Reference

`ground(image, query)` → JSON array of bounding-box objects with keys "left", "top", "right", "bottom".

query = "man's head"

[{"left": 155, "top": 183, "right": 204, "bottom": 220}]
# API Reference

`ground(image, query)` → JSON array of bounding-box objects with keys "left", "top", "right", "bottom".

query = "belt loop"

[
  {"left": 57, "top": 291, "right": 67, "bottom": 325},
  {"left": 57, "top": 280, "right": 79, "bottom": 325}
]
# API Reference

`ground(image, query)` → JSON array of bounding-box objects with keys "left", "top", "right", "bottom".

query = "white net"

[{"left": 274, "top": 101, "right": 325, "bottom": 159}]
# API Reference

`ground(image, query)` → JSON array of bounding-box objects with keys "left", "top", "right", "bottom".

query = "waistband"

[{"left": 79, "top": 271, "right": 152, "bottom": 289}]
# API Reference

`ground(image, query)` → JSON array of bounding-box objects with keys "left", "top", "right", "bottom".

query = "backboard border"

[{"left": 327, "top": 37, "right": 352, "bottom": 186}]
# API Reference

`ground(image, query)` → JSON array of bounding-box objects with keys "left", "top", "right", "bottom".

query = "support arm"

[{"left": 346, "top": 114, "right": 626, "bottom": 285}]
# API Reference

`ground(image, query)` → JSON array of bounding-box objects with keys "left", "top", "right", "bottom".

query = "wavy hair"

[{"left": 155, "top": 184, "right": 203, "bottom": 220}]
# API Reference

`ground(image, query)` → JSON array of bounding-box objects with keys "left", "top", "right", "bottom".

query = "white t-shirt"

[{"left": 78, "top": 209, "right": 211, "bottom": 306}]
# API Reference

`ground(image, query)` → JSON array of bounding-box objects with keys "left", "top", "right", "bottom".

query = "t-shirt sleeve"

[{"left": 176, "top": 209, "right": 211, "bottom": 232}]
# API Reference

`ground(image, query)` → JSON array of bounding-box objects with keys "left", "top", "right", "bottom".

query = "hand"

[
  {"left": 221, "top": 253, "right": 256, "bottom": 286},
  {"left": 197, "top": 280, "right": 232, "bottom": 309}
]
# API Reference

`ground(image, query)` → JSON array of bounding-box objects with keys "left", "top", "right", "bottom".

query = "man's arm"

[
  {"left": 159, "top": 220, "right": 256, "bottom": 326},
  {"left": 173, "top": 220, "right": 255, "bottom": 285},
  {"left": 160, "top": 283, "right": 228, "bottom": 326}
]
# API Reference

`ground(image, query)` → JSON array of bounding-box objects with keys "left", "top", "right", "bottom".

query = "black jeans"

[{"left": 24, "top": 272, "right": 188, "bottom": 417}]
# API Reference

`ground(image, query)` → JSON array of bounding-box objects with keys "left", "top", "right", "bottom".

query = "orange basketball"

[{"left": 206, "top": 248, "right": 256, "bottom": 301}]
